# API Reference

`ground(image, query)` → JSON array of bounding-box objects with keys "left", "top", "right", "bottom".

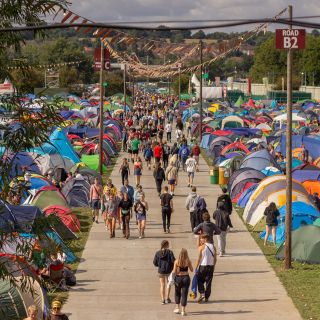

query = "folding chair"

[{"left": 47, "top": 263, "right": 68, "bottom": 293}]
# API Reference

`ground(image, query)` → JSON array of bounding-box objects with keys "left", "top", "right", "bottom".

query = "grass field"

[
  {"left": 49, "top": 158, "right": 117, "bottom": 304},
  {"left": 200, "top": 149, "right": 320, "bottom": 320}
]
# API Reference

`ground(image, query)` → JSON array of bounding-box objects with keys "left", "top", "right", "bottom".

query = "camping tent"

[
  {"left": 276, "top": 225, "right": 320, "bottom": 264},
  {"left": 243, "top": 175, "right": 311, "bottom": 227},
  {"left": 261, "top": 201, "right": 320, "bottom": 244},
  {"left": 221, "top": 116, "right": 244, "bottom": 130},
  {"left": 28, "top": 186, "right": 68, "bottom": 209},
  {"left": 61, "top": 176, "right": 90, "bottom": 207},
  {"left": 240, "top": 149, "right": 280, "bottom": 171}
]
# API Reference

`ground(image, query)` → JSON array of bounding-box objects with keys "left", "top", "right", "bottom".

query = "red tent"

[
  {"left": 44, "top": 205, "right": 80, "bottom": 232},
  {"left": 221, "top": 142, "right": 250, "bottom": 156},
  {"left": 246, "top": 98, "right": 255, "bottom": 108},
  {"left": 211, "top": 130, "right": 233, "bottom": 136}
]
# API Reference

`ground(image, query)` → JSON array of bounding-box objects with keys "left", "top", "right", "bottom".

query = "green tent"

[
  {"left": 81, "top": 154, "right": 107, "bottom": 173},
  {"left": 276, "top": 225, "right": 320, "bottom": 264},
  {"left": 234, "top": 95, "right": 244, "bottom": 107},
  {"left": 313, "top": 218, "right": 320, "bottom": 227},
  {"left": 31, "top": 189, "right": 69, "bottom": 209},
  {"left": 0, "top": 280, "right": 27, "bottom": 320}
]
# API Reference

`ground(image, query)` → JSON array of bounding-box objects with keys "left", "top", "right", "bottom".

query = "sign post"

[
  {"left": 275, "top": 6, "right": 306, "bottom": 269},
  {"left": 199, "top": 40, "right": 203, "bottom": 141}
]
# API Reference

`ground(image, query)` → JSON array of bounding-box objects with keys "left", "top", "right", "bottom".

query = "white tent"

[
  {"left": 273, "top": 113, "right": 306, "bottom": 129},
  {"left": 221, "top": 115, "right": 244, "bottom": 130}
]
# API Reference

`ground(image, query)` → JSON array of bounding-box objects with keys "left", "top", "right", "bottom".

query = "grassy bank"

[
  {"left": 49, "top": 158, "right": 117, "bottom": 304},
  {"left": 200, "top": 148, "right": 320, "bottom": 320}
]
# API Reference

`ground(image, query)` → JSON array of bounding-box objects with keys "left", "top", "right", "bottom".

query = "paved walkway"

[{"left": 65, "top": 153, "right": 302, "bottom": 320}]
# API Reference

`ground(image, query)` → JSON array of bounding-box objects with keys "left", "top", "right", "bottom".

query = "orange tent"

[{"left": 303, "top": 180, "right": 320, "bottom": 195}]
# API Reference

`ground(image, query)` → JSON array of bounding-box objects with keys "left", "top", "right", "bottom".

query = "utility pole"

[
  {"left": 132, "top": 73, "right": 135, "bottom": 102},
  {"left": 99, "top": 40, "right": 105, "bottom": 176},
  {"left": 285, "top": 4, "right": 293, "bottom": 270},
  {"left": 147, "top": 55, "right": 149, "bottom": 84},
  {"left": 123, "top": 63, "right": 127, "bottom": 116},
  {"left": 178, "top": 67, "right": 181, "bottom": 110},
  {"left": 199, "top": 39, "right": 203, "bottom": 141}
]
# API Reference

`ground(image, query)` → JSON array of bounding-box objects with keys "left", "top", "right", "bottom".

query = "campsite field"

[
  {"left": 239, "top": 208, "right": 320, "bottom": 320},
  {"left": 201, "top": 151, "right": 320, "bottom": 320},
  {"left": 48, "top": 160, "right": 117, "bottom": 304}
]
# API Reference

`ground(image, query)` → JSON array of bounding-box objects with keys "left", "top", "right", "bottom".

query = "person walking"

[
  {"left": 120, "top": 179, "right": 134, "bottom": 202},
  {"left": 24, "top": 305, "right": 38, "bottom": 320},
  {"left": 133, "top": 156, "right": 143, "bottom": 186},
  {"left": 173, "top": 248, "right": 193, "bottom": 316},
  {"left": 49, "top": 300, "right": 69, "bottom": 320},
  {"left": 89, "top": 177, "right": 102, "bottom": 223},
  {"left": 160, "top": 186, "right": 174, "bottom": 233},
  {"left": 118, "top": 192, "right": 133, "bottom": 239},
  {"left": 153, "top": 142, "right": 163, "bottom": 164},
  {"left": 131, "top": 135, "right": 141, "bottom": 162},
  {"left": 165, "top": 161, "right": 178, "bottom": 196},
  {"left": 134, "top": 194, "right": 148, "bottom": 238},
  {"left": 119, "top": 158, "right": 130, "bottom": 186},
  {"left": 162, "top": 141, "right": 170, "bottom": 169},
  {"left": 213, "top": 202, "right": 233, "bottom": 256},
  {"left": 178, "top": 143, "right": 190, "bottom": 171},
  {"left": 194, "top": 211, "right": 221, "bottom": 244},
  {"left": 153, "top": 240, "right": 175, "bottom": 305},
  {"left": 263, "top": 202, "right": 280, "bottom": 246},
  {"left": 165, "top": 121, "right": 172, "bottom": 142},
  {"left": 143, "top": 142, "right": 153, "bottom": 170},
  {"left": 191, "top": 142, "right": 201, "bottom": 171},
  {"left": 102, "top": 193, "right": 120, "bottom": 238},
  {"left": 153, "top": 163, "right": 166, "bottom": 197},
  {"left": 185, "top": 186, "right": 200, "bottom": 231},
  {"left": 195, "top": 234, "right": 217, "bottom": 303},
  {"left": 185, "top": 154, "right": 197, "bottom": 187},
  {"left": 216, "top": 188, "right": 233, "bottom": 215}
]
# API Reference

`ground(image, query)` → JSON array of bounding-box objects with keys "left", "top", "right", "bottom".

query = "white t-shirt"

[
  {"left": 165, "top": 123, "right": 172, "bottom": 132},
  {"left": 175, "top": 129, "right": 182, "bottom": 139},
  {"left": 185, "top": 158, "right": 197, "bottom": 173}
]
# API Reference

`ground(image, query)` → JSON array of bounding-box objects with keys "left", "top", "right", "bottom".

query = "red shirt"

[
  {"left": 154, "top": 145, "right": 163, "bottom": 158},
  {"left": 192, "top": 145, "right": 201, "bottom": 156},
  {"left": 127, "top": 119, "right": 133, "bottom": 127}
]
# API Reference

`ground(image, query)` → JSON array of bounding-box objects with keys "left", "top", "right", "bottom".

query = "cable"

[{"left": 1, "top": 18, "right": 320, "bottom": 32}]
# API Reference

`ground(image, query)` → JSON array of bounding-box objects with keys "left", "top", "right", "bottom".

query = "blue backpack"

[
  {"left": 145, "top": 147, "right": 153, "bottom": 158},
  {"left": 181, "top": 147, "right": 189, "bottom": 158}
]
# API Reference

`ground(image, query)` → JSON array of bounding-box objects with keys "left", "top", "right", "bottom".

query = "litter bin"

[
  {"left": 210, "top": 166, "right": 219, "bottom": 184},
  {"left": 219, "top": 167, "right": 230, "bottom": 185}
]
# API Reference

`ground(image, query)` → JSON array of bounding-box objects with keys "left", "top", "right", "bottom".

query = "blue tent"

[
  {"left": 0, "top": 201, "right": 43, "bottom": 233},
  {"left": 237, "top": 184, "right": 258, "bottom": 208},
  {"left": 261, "top": 202, "right": 320, "bottom": 244},
  {"left": 240, "top": 149, "right": 280, "bottom": 171},
  {"left": 7, "top": 152, "right": 41, "bottom": 178},
  {"left": 33, "top": 129, "right": 80, "bottom": 164}
]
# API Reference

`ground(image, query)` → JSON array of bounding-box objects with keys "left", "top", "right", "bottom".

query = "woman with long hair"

[
  {"left": 264, "top": 202, "right": 280, "bottom": 246},
  {"left": 134, "top": 193, "right": 148, "bottom": 238},
  {"left": 133, "top": 156, "right": 143, "bottom": 186},
  {"left": 153, "top": 240, "right": 175, "bottom": 304},
  {"left": 173, "top": 248, "right": 193, "bottom": 316}
]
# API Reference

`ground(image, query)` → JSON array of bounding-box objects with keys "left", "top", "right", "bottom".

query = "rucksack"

[
  {"left": 189, "top": 196, "right": 200, "bottom": 212},
  {"left": 145, "top": 147, "right": 153, "bottom": 158},
  {"left": 181, "top": 148, "right": 189, "bottom": 158}
]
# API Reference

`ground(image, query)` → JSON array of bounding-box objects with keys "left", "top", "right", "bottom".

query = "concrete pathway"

[{"left": 65, "top": 153, "right": 302, "bottom": 320}]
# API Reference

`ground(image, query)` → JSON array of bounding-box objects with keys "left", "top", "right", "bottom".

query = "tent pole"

[{"left": 199, "top": 40, "right": 203, "bottom": 141}]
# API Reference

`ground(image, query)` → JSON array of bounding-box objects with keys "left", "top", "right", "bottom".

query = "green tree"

[
  {"left": 172, "top": 74, "right": 190, "bottom": 94},
  {"left": 192, "top": 30, "right": 206, "bottom": 39}
]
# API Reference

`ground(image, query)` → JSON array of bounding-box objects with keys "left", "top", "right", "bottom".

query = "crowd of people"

[{"left": 86, "top": 92, "right": 234, "bottom": 316}]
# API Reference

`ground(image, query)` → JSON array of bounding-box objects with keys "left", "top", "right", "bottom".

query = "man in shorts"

[
  {"left": 131, "top": 136, "right": 141, "bottom": 162},
  {"left": 165, "top": 161, "right": 178, "bottom": 196},
  {"left": 185, "top": 154, "right": 197, "bottom": 187},
  {"left": 89, "top": 178, "right": 102, "bottom": 223}
]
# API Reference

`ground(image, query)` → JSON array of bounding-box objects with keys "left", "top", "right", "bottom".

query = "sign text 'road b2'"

[{"left": 276, "top": 29, "right": 306, "bottom": 50}]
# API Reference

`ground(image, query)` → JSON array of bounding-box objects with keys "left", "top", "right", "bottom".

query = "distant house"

[{"left": 239, "top": 44, "right": 255, "bottom": 56}]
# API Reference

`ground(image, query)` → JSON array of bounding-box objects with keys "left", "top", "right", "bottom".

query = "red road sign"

[
  {"left": 275, "top": 29, "right": 306, "bottom": 49},
  {"left": 94, "top": 48, "right": 111, "bottom": 71}
]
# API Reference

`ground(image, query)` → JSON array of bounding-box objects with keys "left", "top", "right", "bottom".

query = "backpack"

[
  {"left": 181, "top": 147, "right": 189, "bottom": 158},
  {"left": 163, "top": 145, "right": 170, "bottom": 156},
  {"left": 145, "top": 147, "right": 153, "bottom": 158},
  {"left": 189, "top": 196, "right": 200, "bottom": 212}
]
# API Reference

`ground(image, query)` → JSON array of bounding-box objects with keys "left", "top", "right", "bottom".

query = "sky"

[{"left": 70, "top": 0, "right": 320, "bottom": 32}]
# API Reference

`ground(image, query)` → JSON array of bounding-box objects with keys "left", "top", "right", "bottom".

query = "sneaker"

[
  {"left": 167, "top": 228, "right": 170, "bottom": 233},
  {"left": 198, "top": 295, "right": 205, "bottom": 303},
  {"left": 92, "top": 217, "right": 95, "bottom": 222},
  {"left": 166, "top": 298, "right": 171, "bottom": 304},
  {"left": 205, "top": 298, "right": 209, "bottom": 302},
  {"left": 181, "top": 311, "right": 187, "bottom": 316},
  {"left": 95, "top": 220, "right": 99, "bottom": 224},
  {"left": 161, "top": 300, "right": 166, "bottom": 305},
  {"left": 219, "top": 253, "right": 224, "bottom": 257},
  {"left": 164, "top": 230, "right": 167, "bottom": 234},
  {"left": 173, "top": 308, "right": 180, "bottom": 314},
  {"left": 139, "top": 236, "right": 142, "bottom": 239}
]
